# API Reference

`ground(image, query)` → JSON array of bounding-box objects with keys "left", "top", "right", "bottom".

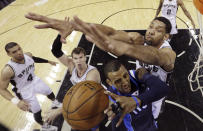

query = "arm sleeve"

[
  {"left": 137, "top": 73, "right": 170, "bottom": 105},
  {"left": 32, "top": 56, "right": 48, "bottom": 63},
  {"left": 51, "top": 34, "right": 64, "bottom": 58}
]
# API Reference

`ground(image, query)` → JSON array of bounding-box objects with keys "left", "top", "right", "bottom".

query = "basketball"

[
  {"left": 62, "top": 81, "right": 109, "bottom": 130},
  {"left": 193, "top": 0, "right": 203, "bottom": 14}
]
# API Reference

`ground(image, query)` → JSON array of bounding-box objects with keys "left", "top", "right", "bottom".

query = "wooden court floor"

[{"left": 0, "top": 0, "right": 200, "bottom": 130}]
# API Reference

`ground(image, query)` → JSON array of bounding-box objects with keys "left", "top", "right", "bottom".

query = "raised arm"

[
  {"left": 0, "top": 66, "right": 29, "bottom": 111},
  {"left": 178, "top": 0, "right": 195, "bottom": 29},
  {"left": 25, "top": 13, "right": 144, "bottom": 45},
  {"left": 25, "top": 13, "right": 73, "bottom": 43},
  {"left": 155, "top": 0, "right": 163, "bottom": 18},
  {"left": 71, "top": 18, "right": 176, "bottom": 71},
  {"left": 51, "top": 34, "right": 74, "bottom": 72},
  {"left": 125, "top": 45, "right": 176, "bottom": 71}
]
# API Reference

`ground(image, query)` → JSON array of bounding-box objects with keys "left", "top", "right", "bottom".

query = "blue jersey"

[{"left": 108, "top": 70, "right": 158, "bottom": 131}]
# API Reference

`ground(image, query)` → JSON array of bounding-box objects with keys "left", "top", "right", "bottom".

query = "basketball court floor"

[{"left": 0, "top": 0, "right": 202, "bottom": 131}]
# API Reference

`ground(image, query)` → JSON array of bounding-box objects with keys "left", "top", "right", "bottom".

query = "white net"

[{"left": 188, "top": 10, "right": 203, "bottom": 96}]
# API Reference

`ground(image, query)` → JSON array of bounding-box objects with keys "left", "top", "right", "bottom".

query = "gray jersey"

[
  {"left": 70, "top": 65, "right": 96, "bottom": 85},
  {"left": 7, "top": 54, "right": 35, "bottom": 91}
]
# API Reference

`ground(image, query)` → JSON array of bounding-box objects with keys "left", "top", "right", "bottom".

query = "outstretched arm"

[
  {"left": 51, "top": 34, "right": 75, "bottom": 72},
  {"left": 155, "top": 0, "right": 163, "bottom": 18},
  {"left": 71, "top": 17, "right": 176, "bottom": 71},
  {"left": 25, "top": 13, "right": 143, "bottom": 45},
  {"left": 25, "top": 52, "right": 57, "bottom": 66},
  {"left": 44, "top": 107, "right": 63, "bottom": 124},
  {"left": 125, "top": 45, "right": 176, "bottom": 71},
  {"left": 25, "top": 13, "right": 73, "bottom": 43},
  {"left": 178, "top": 0, "right": 195, "bottom": 29}
]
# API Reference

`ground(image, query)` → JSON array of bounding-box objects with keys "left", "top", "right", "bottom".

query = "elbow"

[{"left": 153, "top": 52, "right": 163, "bottom": 66}]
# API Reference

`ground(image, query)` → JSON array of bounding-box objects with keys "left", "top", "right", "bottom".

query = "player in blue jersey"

[{"left": 103, "top": 60, "right": 170, "bottom": 131}]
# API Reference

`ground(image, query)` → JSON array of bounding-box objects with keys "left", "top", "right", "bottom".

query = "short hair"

[
  {"left": 154, "top": 17, "right": 172, "bottom": 33},
  {"left": 5, "top": 42, "right": 18, "bottom": 53},
  {"left": 104, "top": 60, "right": 122, "bottom": 79},
  {"left": 71, "top": 47, "right": 86, "bottom": 57}
]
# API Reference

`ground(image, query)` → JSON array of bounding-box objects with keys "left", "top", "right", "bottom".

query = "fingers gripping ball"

[
  {"left": 193, "top": 0, "right": 203, "bottom": 14},
  {"left": 62, "top": 81, "right": 109, "bottom": 130}
]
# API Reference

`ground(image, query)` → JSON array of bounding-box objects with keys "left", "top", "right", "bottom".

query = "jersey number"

[
  {"left": 167, "top": 9, "right": 171, "bottom": 15},
  {"left": 27, "top": 74, "right": 33, "bottom": 81}
]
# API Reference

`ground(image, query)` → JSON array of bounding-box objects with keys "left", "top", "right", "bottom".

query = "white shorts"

[
  {"left": 17, "top": 77, "right": 52, "bottom": 113},
  {"left": 163, "top": 16, "right": 178, "bottom": 35},
  {"left": 152, "top": 97, "right": 165, "bottom": 119},
  {"left": 170, "top": 18, "right": 178, "bottom": 35}
]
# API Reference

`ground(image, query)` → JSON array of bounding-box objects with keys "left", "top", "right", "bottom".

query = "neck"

[
  {"left": 155, "top": 40, "right": 165, "bottom": 49},
  {"left": 76, "top": 64, "right": 88, "bottom": 77},
  {"left": 12, "top": 58, "right": 25, "bottom": 64}
]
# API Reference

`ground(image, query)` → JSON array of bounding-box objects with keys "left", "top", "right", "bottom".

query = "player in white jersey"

[
  {"left": 136, "top": 40, "right": 172, "bottom": 120},
  {"left": 0, "top": 42, "right": 59, "bottom": 127},
  {"left": 25, "top": 13, "right": 176, "bottom": 129},
  {"left": 68, "top": 16, "right": 176, "bottom": 125},
  {"left": 155, "top": 0, "right": 195, "bottom": 35},
  {"left": 43, "top": 34, "right": 101, "bottom": 131}
]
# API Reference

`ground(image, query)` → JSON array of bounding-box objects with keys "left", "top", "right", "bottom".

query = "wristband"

[
  {"left": 11, "top": 97, "right": 20, "bottom": 105},
  {"left": 132, "top": 96, "right": 140, "bottom": 107}
]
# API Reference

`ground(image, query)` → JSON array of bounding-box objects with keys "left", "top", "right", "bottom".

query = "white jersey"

[
  {"left": 161, "top": 0, "right": 178, "bottom": 19},
  {"left": 7, "top": 54, "right": 36, "bottom": 91},
  {"left": 70, "top": 65, "right": 96, "bottom": 85},
  {"left": 136, "top": 41, "right": 172, "bottom": 119},
  {"left": 136, "top": 41, "right": 172, "bottom": 82},
  {"left": 161, "top": 0, "right": 178, "bottom": 34}
]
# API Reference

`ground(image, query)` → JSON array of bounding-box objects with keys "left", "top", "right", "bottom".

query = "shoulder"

[
  {"left": 87, "top": 68, "right": 100, "bottom": 76},
  {"left": 1, "top": 65, "right": 14, "bottom": 80},
  {"left": 86, "top": 68, "right": 101, "bottom": 83},
  {"left": 24, "top": 52, "right": 33, "bottom": 57}
]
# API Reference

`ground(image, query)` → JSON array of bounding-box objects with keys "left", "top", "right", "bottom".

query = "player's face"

[
  {"left": 72, "top": 52, "right": 87, "bottom": 67},
  {"left": 107, "top": 65, "right": 131, "bottom": 94},
  {"left": 145, "top": 20, "right": 168, "bottom": 47},
  {"left": 7, "top": 45, "right": 24, "bottom": 61}
]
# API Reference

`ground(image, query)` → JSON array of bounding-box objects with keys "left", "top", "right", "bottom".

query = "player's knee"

[
  {"left": 33, "top": 110, "right": 43, "bottom": 125},
  {"left": 47, "top": 92, "right": 55, "bottom": 101}
]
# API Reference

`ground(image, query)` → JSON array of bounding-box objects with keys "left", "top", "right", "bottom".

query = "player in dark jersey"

[{"left": 103, "top": 60, "right": 170, "bottom": 131}]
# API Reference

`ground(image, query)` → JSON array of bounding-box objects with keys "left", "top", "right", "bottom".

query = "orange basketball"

[
  {"left": 62, "top": 81, "right": 109, "bottom": 130},
  {"left": 193, "top": 0, "right": 203, "bottom": 14}
]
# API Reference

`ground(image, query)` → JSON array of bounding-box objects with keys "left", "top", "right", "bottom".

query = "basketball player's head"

[
  {"left": 71, "top": 47, "right": 87, "bottom": 67},
  {"left": 104, "top": 60, "right": 131, "bottom": 94},
  {"left": 145, "top": 17, "right": 171, "bottom": 47},
  {"left": 5, "top": 42, "right": 24, "bottom": 61}
]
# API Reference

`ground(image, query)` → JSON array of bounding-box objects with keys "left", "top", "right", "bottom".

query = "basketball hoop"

[{"left": 188, "top": 8, "right": 203, "bottom": 96}]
